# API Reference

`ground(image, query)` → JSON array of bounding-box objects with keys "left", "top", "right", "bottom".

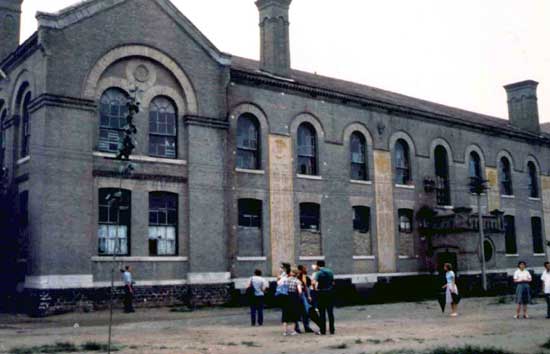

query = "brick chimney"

[
  {"left": 504, "top": 80, "right": 540, "bottom": 134},
  {"left": 0, "top": 0, "right": 23, "bottom": 62},
  {"left": 255, "top": 0, "right": 292, "bottom": 77}
]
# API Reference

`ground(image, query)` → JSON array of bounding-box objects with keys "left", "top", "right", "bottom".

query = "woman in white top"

[
  {"left": 513, "top": 261, "right": 532, "bottom": 319},
  {"left": 442, "top": 263, "right": 459, "bottom": 317}
]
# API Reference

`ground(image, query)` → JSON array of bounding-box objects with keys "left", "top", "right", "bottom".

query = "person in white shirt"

[
  {"left": 513, "top": 261, "right": 532, "bottom": 319},
  {"left": 120, "top": 265, "right": 135, "bottom": 313},
  {"left": 541, "top": 261, "right": 550, "bottom": 319},
  {"left": 247, "top": 269, "right": 269, "bottom": 326}
]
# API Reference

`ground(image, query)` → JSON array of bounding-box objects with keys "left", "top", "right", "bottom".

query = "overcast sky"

[{"left": 20, "top": 0, "right": 550, "bottom": 123}]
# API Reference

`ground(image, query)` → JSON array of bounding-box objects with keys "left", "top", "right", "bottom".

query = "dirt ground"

[{"left": 0, "top": 297, "right": 549, "bottom": 354}]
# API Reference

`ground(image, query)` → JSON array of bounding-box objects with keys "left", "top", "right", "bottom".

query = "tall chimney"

[
  {"left": 0, "top": 0, "right": 23, "bottom": 62},
  {"left": 255, "top": 0, "right": 292, "bottom": 77},
  {"left": 504, "top": 80, "right": 540, "bottom": 134}
]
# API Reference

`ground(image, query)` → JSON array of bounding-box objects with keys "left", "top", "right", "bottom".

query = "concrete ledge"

[
  {"left": 395, "top": 184, "right": 415, "bottom": 190},
  {"left": 24, "top": 275, "right": 94, "bottom": 289},
  {"left": 350, "top": 179, "right": 372, "bottom": 185},
  {"left": 296, "top": 174, "right": 322, "bottom": 180},
  {"left": 187, "top": 272, "right": 231, "bottom": 284},
  {"left": 236, "top": 256, "right": 267, "bottom": 261},
  {"left": 235, "top": 168, "right": 265, "bottom": 175},
  {"left": 93, "top": 151, "right": 187, "bottom": 165},
  {"left": 91, "top": 256, "right": 189, "bottom": 262},
  {"left": 353, "top": 255, "right": 376, "bottom": 260},
  {"left": 299, "top": 256, "right": 325, "bottom": 261}
]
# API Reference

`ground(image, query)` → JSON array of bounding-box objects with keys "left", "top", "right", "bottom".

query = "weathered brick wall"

[
  {"left": 399, "top": 232, "right": 415, "bottom": 257},
  {"left": 300, "top": 231, "right": 322, "bottom": 256},
  {"left": 237, "top": 226, "right": 263, "bottom": 257},
  {"left": 353, "top": 231, "right": 372, "bottom": 255}
]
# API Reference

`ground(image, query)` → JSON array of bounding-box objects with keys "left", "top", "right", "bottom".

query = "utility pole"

[
  {"left": 469, "top": 176, "right": 489, "bottom": 292},
  {"left": 107, "top": 88, "right": 140, "bottom": 354}
]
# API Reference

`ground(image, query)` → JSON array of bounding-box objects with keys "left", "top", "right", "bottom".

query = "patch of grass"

[
  {"left": 328, "top": 343, "right": 348, "bottom": 349},
  {"left": 9, "top": 341, "right": 121, "bottom": 354},
  {"left": 241, "top": 341, "right": 261, "bottom": 347},
  {"left": 427, "top": 346, "right": 514, "bottom": 354},
  {"left": 169, "top": 306, "right": 193, "bottom": 312},
  {"left": 541, "top": 338, "right": 550, "bottom": 349},
  {"left": 355, "top": 338, "right": 364, "bottom": 344}
]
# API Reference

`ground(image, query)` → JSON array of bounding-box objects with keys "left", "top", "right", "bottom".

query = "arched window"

[
  {"left": 149, "top": 192, "right": 178, "bottom": 256},
  {"left": 469, "top": 151, "right": 482, "bottom": 179},
  {"left": 434, "top": 145, "right": 451, "bottom": 205},
  {"left": 350, "top": 132, "right": 367, "bottom": 180},
  {"left": 20, "top": 92, "right": 31, "bottom": 158},
  {"left": 149, "top": 97, "right": 177, "bottom": 159},
  {"left": 297, "top": 123, "right": 317, "bottom": 175},
  {"left": 394, "top": 139, "right": 411, "bottom": 185},
  {"left": 528, "top": 161, "right": 539, "bottom": 198},
  {"left": 236, "top": 114, "right": 260, "bottom": 170},
  {"left": 499, "top": 157, "right": 513, "bottom": 196},
  {"left": 98, "top": 88, "right": 128, "bottom": 153}
]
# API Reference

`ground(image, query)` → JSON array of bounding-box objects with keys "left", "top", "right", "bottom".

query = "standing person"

[
  {"left": 247, "top": 269, "right": 269, "bottom": 326},
  {"left": 295, "top": 265, "right": 315, "bottom": 333},
  {"left": 541, "top": 261, "right": 550, "bottom": 319},
  {"left": 121, "top": 266, "right": 134, "bottom": 313},
  {"left": 513, "top": 261, "right": 532, "bottom": 319},
  {"left": 313, "top": 260, "right": 335, "bottom": 335},
  {"left": 442, "top": 263, "right": 459, "bottom": 317},
  {"left": 281, "top": 269, "right": 302, "bottom": 336}
]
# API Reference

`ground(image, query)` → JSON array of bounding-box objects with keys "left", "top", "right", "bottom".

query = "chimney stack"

[
  {"left": 255, "top": 0, "right": 292, "bottom": 77},
  {"left": 0, "top": 0, "right": 23, "bottom": 62},
  {"left": 504, "top": 80, "right": 540, "bottom": 134}
]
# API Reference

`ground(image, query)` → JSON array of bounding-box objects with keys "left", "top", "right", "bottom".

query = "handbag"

[{"left": 451, "top": 292, "right": 461, "bottom": 305}]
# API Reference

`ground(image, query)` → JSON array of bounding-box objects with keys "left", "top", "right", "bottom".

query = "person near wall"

[
  {"left": 121, "top": 265, "right": 135, "bottom": 313},
  {"left": 541, "top": 261, "right": 550, "bottom": 319},
  {"left": 247, "top": 269, "right": 269, "bottom": 326},
  {"left": 295, "top": 264, "right": 317, "bottom": 333},
  {"left": 442, "top": 263, "right": 459, "bottom": 317},
  {"left": 313, "top": 260, "right": 336, "bottom": 335},
  {"left": 513, "top": 261, "right": 532, "bottom": 319},
  {"left": 281, "top": 268, "right": 303, "bottom": 336}
]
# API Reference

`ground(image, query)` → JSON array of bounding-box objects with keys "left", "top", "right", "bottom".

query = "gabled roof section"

[
  {"left": 231, "top": 56, "right": 550, "bottom": 142},
  {"left": 35, "top": 0, "right": 230, "bottom": 65}
]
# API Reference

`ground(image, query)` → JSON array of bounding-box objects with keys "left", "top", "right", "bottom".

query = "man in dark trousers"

[
  {"left": 121, "top": 265, "right": 135, "bottom": 313},
  {"left": 313, "top": 260, "right": 335, "bottom": 335}
]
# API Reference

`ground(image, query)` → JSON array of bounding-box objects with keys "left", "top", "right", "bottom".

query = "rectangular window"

[
  {"left": 353, "top": 206, "right": 370, "bottom": 233},
  {"left": 504, "top": 215, "right": 517, "bottom": 254},
  {"left": 149, "top": 192, "right": 177, "bottom": 256},
  {"left": 98, "top": 189, "right": 130, "bottom": 255},
  {"left": 531, "top": 217, "right": 544, "bottom": 254},
  {"left": 238, "top": 199, "right": 262, "bottom": 228},
  {"left": 398, "top": 209, "right": 413, "bottom": 233},
  {"left": 300, "top": 203, "right": 320, "bottom": 231}
]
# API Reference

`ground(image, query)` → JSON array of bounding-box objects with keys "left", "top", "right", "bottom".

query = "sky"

[{"left": 19, "top": 0, "right": 550, "bottom": 123}]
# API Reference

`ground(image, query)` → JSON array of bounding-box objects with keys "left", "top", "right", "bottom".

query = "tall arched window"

[
  {"left": 350, "top": 132, "right": 367, "bottom": 180},
  {"left": 99, "top": 88, "right": 128, "bottom": 153},
  {"left": 528, "top": 161, "right": 539, "bottom": 198},
  {"left": 20, "top": 92, "right": 31, "bottom": 158},
  {"left": 469, "top": 151, "right": 482, "bottom": 179},
  {"left": 236, "top": 114, "right": 260, "bottom": 170},
  {"left": 499, "top": 157, "right": 513, "bottom": 196},
  {"left": 149, "top": 97, "right": 177, "bottom": 159},
  {"left": 394, "top": 139, "right": 411, "bottom": 185},
  {"left": 297, "top": 123, "right": 317, "bottom": 175},
  {"left": 434, "top": 145, "right": 451, "bottom": 205}
]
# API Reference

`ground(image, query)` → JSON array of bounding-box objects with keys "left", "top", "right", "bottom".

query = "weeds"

[{"left": 9, "top": 341, "right": 121, "bottom": 354}]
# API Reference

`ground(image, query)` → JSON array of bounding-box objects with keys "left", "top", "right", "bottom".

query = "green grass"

[
  {"left": 9, "top": 341, "right": 121, "bottom": 354},
  {"left": 377, "top": 346, "right": 516, "bottom": 354},
  {"left": 541, "top": 338, "right": 550, "bottom": 349}
]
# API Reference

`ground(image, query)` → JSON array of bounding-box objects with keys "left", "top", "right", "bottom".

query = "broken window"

[{"left": 149, "top": 192, "right": 178, "bottom": 256}]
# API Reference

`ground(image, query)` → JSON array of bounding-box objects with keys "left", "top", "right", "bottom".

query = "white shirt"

[
  {"left": 541, "top": 270, "right": 550, "bottom": 294},
  {"left": 123, "top": 271, "right": 133, "bottom": 285},
  {"left": 513, "top": 269, "right": 532, "bottom": 283},
  {"left": 249, "top": 275, "right": 269, "bottom": 296}
]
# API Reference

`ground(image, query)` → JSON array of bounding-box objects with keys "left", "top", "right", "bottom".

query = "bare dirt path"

[{"left": 0, "top": 297, "right": 549, "bottom": 354}]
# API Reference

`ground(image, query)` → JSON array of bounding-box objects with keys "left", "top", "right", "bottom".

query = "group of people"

[
  {"left": 246, "top": 260, "right": 336, "bottom": 336},
  {"left": 442, "top": 261, "right": 550, "bottom": 319}
]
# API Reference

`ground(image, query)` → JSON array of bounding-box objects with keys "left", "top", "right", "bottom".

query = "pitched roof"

[{"left": 231, "top": 56, "right": 548, "bottom": 140}]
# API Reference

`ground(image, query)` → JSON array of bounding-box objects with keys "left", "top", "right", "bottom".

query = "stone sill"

[
  {"left": 528, "top": 197, "right": 541, "bottom": 202},
  {"left": 17, "top": 156, "right": 30, "bottom": 165},
  {"left": 235, "top": 168, "right": 265, "bottom": 175},
  {"left": 533, "top": 253, "right": 546, "bottom": 257},
  {"left": 93, "top": 151, "right": 187, "bottom": 165},
  {"left": 91, "top": 256, "right": 188, "bottom": 262},
  {"left": 353, "top": 255, "right": 376, "bottom": 260},
  {"left": 296, "top": 174, "right": 322, "bottom": 181},
  {"left": 236, "top": 256, "right": 267, "bottom": 262},
  {"left": 395, "top": 184, "right": 415, "bottom": 190},
  {"left": 438, "top": 205, "right": 454, "bottom": 210},
  {"left": 501, "top": 195, "right": 515, "bottom": 199},
  {"left": 398, "top": 255, "right": 419, "bottom": 260},
  {"left": 299, "top": 256, "right": 325, "bottom": 261},
  {"left": 505, "top": 254, "right": 519, "bottom": 257},
  {"left": 350, "top": 179, "right": 372, "bottom": 185}
]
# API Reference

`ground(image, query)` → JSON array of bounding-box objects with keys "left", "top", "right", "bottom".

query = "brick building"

[{"left": 0, "top": 0, "right": 549, "bottom": 315}]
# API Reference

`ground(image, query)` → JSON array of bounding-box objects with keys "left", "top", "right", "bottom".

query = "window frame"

[
  {"left": 300, "top": 202, "right": 321, "bottom": 232},
  {"left": 352, "top": 206, "right": 370, "bottom": 234},
  {"left": 527, "top": 162, "right": 539, "bottom": 198},
  {"left": 531, "top": 216, "right": 544, "bottom": 254},
  {"left": 148, "top": 192, "right": 178, "bottom": 256},
  {"left": 98, "top": 188, "right": 131, "bottom": 256},
  {"left": 503, "top": 215, "right": 517, "bottom": 255},
  {"left": 236, "top": 114, "right": 261, "bottom": 170},
  {"left": 434, "top": 145, "right": 451, "bottom": 206},
  {"left": 20, "top": 92, "right": 31, "bottom": 158},
  {"left": 238, "top": 199, "right": 262, "bottom": 228},
  {"left": 98, "top": 88, "right": 129, "bottom": 153},
  {"left": 469, "top": 151, "right": 482, "bottom": 179},
  {"left": 499, "top": 157, "right": 514, "bottom": 196},
  {"left": 350, "top": 132, "right": 368, "bottom": 181},
  {"left": 297, "top": 123, "right": 318, "bottom": 176},
  {"left": 148, "top": 96, "right": 178, "bottom": 159},
  {"left": 398, "top": 208, "right": 413, "bottom": 233},
  {"left": 394, "top": 139, "right": 411, "bottom": 185}
]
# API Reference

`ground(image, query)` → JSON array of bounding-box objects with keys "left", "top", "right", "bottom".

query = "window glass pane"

[
  {"left": 238, "top": 199, "right": 262, "bottom": 227},
  {"left": 353, "top": 206, "right": 370, "bottom": 233},
  {"left": 98, "top": 89, "right": 127, "bottom": 152},
  {"left": 532, "top": 217, "right": 544, "bottom": 253},
  {"left": 300, "top": 203, "right": 320, "bottom": 231}
]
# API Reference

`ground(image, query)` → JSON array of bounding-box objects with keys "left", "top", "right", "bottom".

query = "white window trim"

[
  {"left": 235, "top": 168, "right": 265, "bottom": 175},
  {"left": 299, "top": 256, "right": 325, "bottom": 261},
  {"left": 501, "top": 194, "right": 515, "bottom": 199},
  {"left": 93, "top": 151, "right": 187, "bottom": 165},
  {"left": 91, "top": 256, "right": 188, "bottom": 262},
  {"left": 236, "top": 256, "right": 267, "bottom": 262},
  {"left": 533, "top": 253, "right": 547, "bottom": 257},
  {"left": 17, "top": 156, "right": 30, "bottom": 165},
  {"left": 353, "top": 255, "right": 376, "bottom": 260},
  {"left": 350, "top": 179, "right": 372, "bottom": 185},
  {"left": 505, "top": 254, "right": 519, "bottom": 257},
  {"left": 528, "top": 197, "right": 541, "bottom": 201},
  {"left": 395, "top": 184, "right": 415, "bottom": 190},
  {"left": 439, "top": 205, "right": 454, "bottom": 210},
  {"left": 297, "top": 174, "right": 322, "bottom": 180}
]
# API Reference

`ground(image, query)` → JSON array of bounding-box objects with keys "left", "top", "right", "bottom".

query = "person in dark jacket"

[{"left": 312, "top": 260, "right": 335, "bottom": 335}]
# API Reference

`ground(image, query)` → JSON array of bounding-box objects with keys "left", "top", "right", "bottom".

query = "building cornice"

[
  {"left": 184, "top": 114, "right": 229, "bottom": 130},
  {"left": 28, "top": 93, "right": 97, "bottom": 113}
]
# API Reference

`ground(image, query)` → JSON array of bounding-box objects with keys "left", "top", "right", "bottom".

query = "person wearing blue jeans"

[
  {"left": 295, "top": 265, "right": 316, "bottom": 333},
  {"left": 248, "top": 269, "right": 269, "bottom": 326},
  {"left": 313, "top": 260, "right": 335, "bottom": 335}
]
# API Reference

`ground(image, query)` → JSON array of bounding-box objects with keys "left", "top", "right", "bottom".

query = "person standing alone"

[
  {"left": 121, "top": 266, "right": 135, "bottom": 313},
  {"left": 513, "top": 261, "right": 532, "bottom": 319},
  {"left": 541, "top": 262, "right": 550, "bottom": 319},
  {"left": 247, "top": 269, "right": 269, "bottom": 326},
  {"left": 313, "top": 260, "right": 335, "bottom": 335}
]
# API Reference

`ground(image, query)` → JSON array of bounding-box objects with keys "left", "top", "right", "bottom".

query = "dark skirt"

[
  {"left": 515, "top": 283, "right": 531, "bottom": 305},
  {"left": 281, "top": 293, "right": 301, "bottom": 323}
]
